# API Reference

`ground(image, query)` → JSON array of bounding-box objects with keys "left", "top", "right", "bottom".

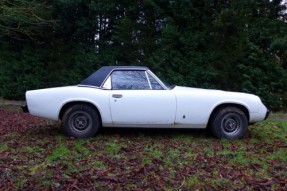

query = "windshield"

[{"left": 162, "top": 80, "right": 176, "bottom": 90}]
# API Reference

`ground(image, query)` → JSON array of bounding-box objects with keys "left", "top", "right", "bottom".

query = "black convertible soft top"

[{"left": 79, "top": 66, "right": 148, "bottom": 87}]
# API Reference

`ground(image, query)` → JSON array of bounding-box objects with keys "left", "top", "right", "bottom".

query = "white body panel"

[
  {"left": 108, "top": 90, "right": 176, "bottom": 126},
  {"left": 172, "top": 86, "right": 263, "bottom": 128},
  {"left": 25, "top": 85, "right": 268, "bottom": 128},
  {"left": 26, "top": 86, "right": 111, "bottom": 124}
]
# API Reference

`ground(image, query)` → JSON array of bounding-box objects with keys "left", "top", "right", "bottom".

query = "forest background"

[{"left": 0, "top": 0, "right": 286, "bottom": 110}]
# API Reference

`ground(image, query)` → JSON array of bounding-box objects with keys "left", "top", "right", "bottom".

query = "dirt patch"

[
  {"left": 0, "top": 99, "right": 24, "bottom": 106},
  {"left": 0, "top": 109, "right": 54, "bottom": 135},
  {"left": 268, "top": 112, "right": 287, "bottom": 121}
]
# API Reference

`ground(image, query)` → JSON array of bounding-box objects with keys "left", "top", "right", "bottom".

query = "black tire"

[
  {"left": 210, "top": 107, "right": 248, "bottom": 139},
  {"left": 62, "top": 104, "right": 100, "bottom": 138}
]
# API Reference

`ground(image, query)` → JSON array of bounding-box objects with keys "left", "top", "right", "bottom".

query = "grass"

[{"left": 0, "top": 103, "right": 286, "bottom": 190}]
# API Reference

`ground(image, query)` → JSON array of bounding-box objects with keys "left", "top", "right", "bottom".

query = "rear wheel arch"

[{"left": 59, "top": 101, "right": 102, "bottom": 124}]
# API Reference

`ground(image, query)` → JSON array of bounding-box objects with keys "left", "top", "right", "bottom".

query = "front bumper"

[
  {"left": 264, "top": 110, "right": 270, "bottom": 120},
  {"left": 21, "top": 105, "right": 29, "bottom": 113}
]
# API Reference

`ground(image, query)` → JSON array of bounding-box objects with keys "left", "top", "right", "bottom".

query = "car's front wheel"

[
  {"left": 210, "top": 107, "right": 248, "bottom": 139},
  {"left": 62, "top": 104, "right": 100, "bottom": 138}
]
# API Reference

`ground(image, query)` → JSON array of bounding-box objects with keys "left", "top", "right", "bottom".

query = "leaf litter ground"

[{"left": 0, "top": 105, "right": 286, "bottom": 190}]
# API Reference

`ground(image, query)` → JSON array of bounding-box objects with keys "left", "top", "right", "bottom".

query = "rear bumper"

[
  {"left": 264, "top": 110, "right": 270, "bottom": 120},
  {"left": 21, "top": 105, "right": 29, "bottom": 113}
]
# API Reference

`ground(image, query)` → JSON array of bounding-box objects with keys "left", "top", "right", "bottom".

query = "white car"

[{"left": 22, "top": 66, "right": 269, "bottom": 139}]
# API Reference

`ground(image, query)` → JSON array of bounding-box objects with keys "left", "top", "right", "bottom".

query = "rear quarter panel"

[{"left": 26, "top": 86, "right": 111, "bottom": 123}]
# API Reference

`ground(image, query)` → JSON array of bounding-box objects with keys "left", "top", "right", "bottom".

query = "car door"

[{"left": 108, "top": 70, "right": 176, "bottom": 126}]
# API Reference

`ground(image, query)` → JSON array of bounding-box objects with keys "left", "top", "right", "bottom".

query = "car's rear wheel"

[
  {"left": 62, "top": 104, "right": 100, "bottom": 138},
  {"left": 210, "top": 107, "right": 248, "bottom": 139}
]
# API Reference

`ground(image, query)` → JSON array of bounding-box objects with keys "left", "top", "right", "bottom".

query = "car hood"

[{"left": 172, "top": 86, "right": 260, "bottom": 100}]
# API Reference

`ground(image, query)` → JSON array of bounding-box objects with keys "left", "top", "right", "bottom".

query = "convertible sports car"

[{"left": 22, "top": 66, "right": 269, "bottom": 139}]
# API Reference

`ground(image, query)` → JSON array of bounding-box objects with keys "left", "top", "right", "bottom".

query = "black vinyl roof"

[{"left": 79, "top": 66, "right": 148, "bottom": 87}]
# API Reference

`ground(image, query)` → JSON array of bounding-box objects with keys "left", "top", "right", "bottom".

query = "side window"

[
  {"left": 147, "top": 73, "right": 164, "bottom": 90},
  {"left": 111, "top": 71, "right": 150, "bottom": 90},
  {"left": 102, "top": 76, "right": 111, "bottom": 89}
]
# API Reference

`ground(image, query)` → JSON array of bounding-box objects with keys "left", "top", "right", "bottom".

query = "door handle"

[{"left": 112, "top": 94, "right": 123, "bottom": 98}]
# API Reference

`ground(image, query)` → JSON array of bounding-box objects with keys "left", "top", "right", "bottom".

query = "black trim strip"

[
  {"left": 21, "top": 105, "right": 29, "bottom": 113},
  {"left": 264, "top": 110, "right": 270, "bottom": 120}
]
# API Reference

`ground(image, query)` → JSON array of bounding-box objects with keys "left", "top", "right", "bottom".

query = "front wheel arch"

[
  {"left": 59, "top": 101, "right": 102, "bottom": 125},
  {"left": 208, "top": 103, "right": 249, "bottom": 126},
  {"left": 207, "top": 104, "right": 249, "bottom": 139}
]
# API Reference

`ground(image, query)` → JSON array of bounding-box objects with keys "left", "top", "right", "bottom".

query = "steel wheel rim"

[
  {"left": 221, "top": 113, "right": 241, "bottom": 135},
  {"left": 69, "top": 111, "right": 92, "bottom": 132}
]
